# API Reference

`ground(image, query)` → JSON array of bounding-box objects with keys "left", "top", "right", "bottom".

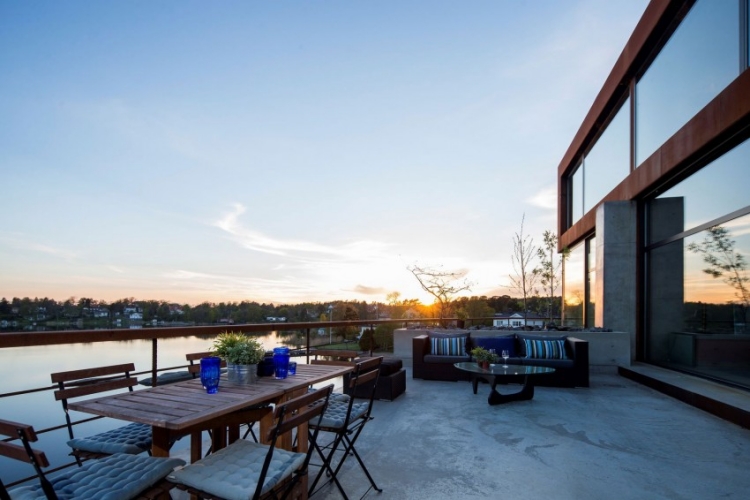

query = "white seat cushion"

[{"left": 167, "top": 439, "right": 305, "bottom": 500}]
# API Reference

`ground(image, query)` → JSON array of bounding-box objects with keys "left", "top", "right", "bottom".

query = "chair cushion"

[
  {"left": 379, "top": 358, "right": 403, "bottom": 376},
  {"left": 522, "top": 339, "right": 568, "bottom": 359},
  {"left": 471, "top": 336, "right": 517, "bottom": 357},
  {"left": 67, "top": 422, "right": 152, "bottom": 455},
  {"left": 167, "top": 439, "right": 305, "bottom": 500},
  {"left": 314, "top": 400, "right": 369, "bottom": 429},
  {"left": 10, "top": 453, "right": 184, "bottom": 500}
]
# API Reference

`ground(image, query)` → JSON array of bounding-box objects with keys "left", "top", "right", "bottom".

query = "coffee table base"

[
  {"left": 470, "top": 373, "right": 535, "bottom": 405},
  {"left": 487, "top": 380, "right": 534, "bottom": 405}
]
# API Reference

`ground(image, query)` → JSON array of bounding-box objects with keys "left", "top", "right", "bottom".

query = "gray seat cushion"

[
  {"left": 313, "top": 400, "right": 369, "bottom": 429},
  {"left": 67, "top": 422, "right": 152, "bottom": 455},
  {"left": 10, "top": 453, "right": 184, "bottom": 500},
  {"left": 167, "top": 439, "right": 305, "bottom": 500}
]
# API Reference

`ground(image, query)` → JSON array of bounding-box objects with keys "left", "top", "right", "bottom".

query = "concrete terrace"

[{"left": 310, "top": 365, "right": 750, "bottom": 500}]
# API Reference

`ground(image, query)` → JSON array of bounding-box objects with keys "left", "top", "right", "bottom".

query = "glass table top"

[{"left": 454, "top": 362, "right": 555, "bottom": 376}]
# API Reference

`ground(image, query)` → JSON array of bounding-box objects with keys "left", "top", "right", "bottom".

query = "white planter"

[{"left": 227, "top": 363, "right": 258, "bottom": 384}]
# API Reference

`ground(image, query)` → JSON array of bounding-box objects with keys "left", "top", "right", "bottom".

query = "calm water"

[{"left": 0, "top": 331, "right": 313, "bottom": 485}]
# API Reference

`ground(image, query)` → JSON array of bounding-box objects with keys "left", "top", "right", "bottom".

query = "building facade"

[{"left": 557, "top": 0, "right": 750, "bottom": 389}]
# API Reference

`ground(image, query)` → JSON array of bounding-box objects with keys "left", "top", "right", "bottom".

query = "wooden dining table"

[{"left": 68, "top": 363, "right": 353, "bottom": 462}]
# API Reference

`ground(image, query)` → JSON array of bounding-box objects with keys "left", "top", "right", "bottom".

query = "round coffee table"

[{"left": 454, "top": 362, "right": 555, "bottom": 405}]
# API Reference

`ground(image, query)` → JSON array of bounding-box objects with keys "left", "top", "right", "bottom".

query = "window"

[
  {"left": 584, "top": 97, "right": 631, "bottom": 214},
  {"left": 636, "top": 0, "right": 739, "bottom": 166}
]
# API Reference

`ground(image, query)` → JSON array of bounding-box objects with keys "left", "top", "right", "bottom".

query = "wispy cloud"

[
  {"left": 528, "top": 185, "right": 557, "bottom": 210},
  {"left": 352, "top": 285, "right": 387, "bottom": 295},
  {"left": 214, "top": 203, "right": 393, "bottom": 261},
  {"left": 0, "top": 234, "right": 78, "bottom": 260}
]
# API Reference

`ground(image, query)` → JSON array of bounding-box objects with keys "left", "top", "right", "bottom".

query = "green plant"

[
  {"left": 211, "top": 331, "right": 265, "bottom": 365},
  {"left": 470, "top": 346, "right": 497, "bottom": 363}
]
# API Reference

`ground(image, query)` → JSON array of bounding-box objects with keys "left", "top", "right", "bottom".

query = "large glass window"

[
  {"left": 647, "top": 138, "right": 750, "bottom": 244},
  {"left": 570, "top": 163, "right": 583, "bottom": 227},
  {"left": 563, "top": 242, "right": 585, "bottom": 327},
  {"left": 584, "top": 97, "right": 631, "bottom": 214},
  {"left": 636, "top": 0, "right": 739, "bottom": 166},
  {"left": 646, "top": 214, "right": 750, "bottom": 386},
  {"left": 586, "top": 236, "right": 597, "bottom": 327}
]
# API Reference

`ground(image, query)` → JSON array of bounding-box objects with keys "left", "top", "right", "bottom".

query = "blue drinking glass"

[
  {"left": 200, "top": 356, "right": 221, "bottom": 394},
  {"left": 273, "top": 347, "right": 290, "bottom": 379},
  {"left": 288, "top": 361, "right": 297, "bottom": 375}
]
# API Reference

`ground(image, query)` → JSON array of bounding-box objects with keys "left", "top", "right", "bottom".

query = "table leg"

[
  {"left": 488, "top": 376, "right": 535, "bottom": 405},
  {"left": 151, "top": 427, "right": 171, "bottom": 457},
  {"left": 190, "top": 431, "right": 202, "bottom": 463}
]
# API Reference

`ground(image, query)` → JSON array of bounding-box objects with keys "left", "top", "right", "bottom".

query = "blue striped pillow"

[
  {"left": 523, "top": 339, "right": 567, "bottom": 359},
  {"left": 430, "top": 336, "right": 466, "bottom": 356}
]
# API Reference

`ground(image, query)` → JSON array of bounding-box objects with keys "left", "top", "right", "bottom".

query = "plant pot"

[
  {"left": 227, "top": 363, "right": 258, "bottom": 385},
  {"left": 478, "top": 361, "right": 490, "bottom": 370}
]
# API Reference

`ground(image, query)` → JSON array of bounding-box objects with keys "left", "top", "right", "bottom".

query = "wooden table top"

[{"left": 68, "top": 363, "right": 353, "bottom": 432}]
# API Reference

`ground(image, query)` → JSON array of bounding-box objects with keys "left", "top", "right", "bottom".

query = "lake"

[{"left": 0, "top": 331, "right": 322, "bottom": 486}]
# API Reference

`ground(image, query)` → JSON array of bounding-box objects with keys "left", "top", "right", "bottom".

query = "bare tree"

[
  {"left": 687, "top": 225, "right": 749, "bottom": 308},
  {"left": 407, "top": 264, "right": 472, "bottom": 323},
  {"left": 508, "top": 215, "right": 539, "bottom": 326},
  {"left": 533, "top": 230, "right": 568, "bottom": 323}
]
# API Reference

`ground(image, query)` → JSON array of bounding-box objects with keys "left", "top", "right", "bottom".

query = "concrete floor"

[{"left": 311, "top": 366, "right": 750, "bottom": 500}]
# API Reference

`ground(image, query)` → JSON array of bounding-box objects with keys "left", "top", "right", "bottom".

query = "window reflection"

[
  {"left": 646, "top": 214, "right": 750, "bottom": 385},
  {"left": 584, "top": 98, "right": 630, "bottom": 214},
  {"left": 570, "top": 163, "right": 583, "bottom": 227},
  {"left": 564, "top": 242, "right": 585, "bottom": 326},
  {"left": 636, "top": 0, "right": 738, "bottom": 166},
  {"left": 586, "top": 237, "right": 597, "bottom": 327},
  {"left": 649, "top": 138, "right": 750, "bottom": 243}
]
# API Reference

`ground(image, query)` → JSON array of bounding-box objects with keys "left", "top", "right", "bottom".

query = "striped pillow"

[
  {"left": 430, "top": 336, "right": 466, "bottom": 356},
  {"left": 523, "top": 339, "right": 567, "bottom": 359}
]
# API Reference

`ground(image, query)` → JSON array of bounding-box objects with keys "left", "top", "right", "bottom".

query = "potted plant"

[
  {"left": 212, "top": 331, "right": 265, "bottom": 384},
  {"left": 470, "top": 346, "right": 497, "bottom": 370}
]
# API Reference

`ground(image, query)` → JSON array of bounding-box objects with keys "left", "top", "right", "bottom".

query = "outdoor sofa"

[{"left": 412, "top": 330, "right": 589, "bottom": 388}]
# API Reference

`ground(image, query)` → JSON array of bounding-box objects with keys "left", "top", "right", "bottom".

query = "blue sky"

[{"left": 0, "top": 1, "right": 648, "bottom": 305}]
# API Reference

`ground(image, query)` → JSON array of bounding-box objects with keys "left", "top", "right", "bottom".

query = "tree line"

[{"left": 0, "top": 294, "right": 563, "bottom": 331}]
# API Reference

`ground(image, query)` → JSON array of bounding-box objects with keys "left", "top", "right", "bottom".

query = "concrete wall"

[{"left": 393, "top": 328, "right": 631, "bottom": 367}]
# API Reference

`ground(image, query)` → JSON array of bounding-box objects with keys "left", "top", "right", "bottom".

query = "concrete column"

[
  {"left": 595, "top": 201, "right": 637, "bottom": 362},
  {"left": 646, "top": 198, "right": 684, "bottom": 363}
]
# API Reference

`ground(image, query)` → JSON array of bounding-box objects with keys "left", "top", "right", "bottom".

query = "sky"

[{"left": 0, "top": 0, "right": 649, "bottom": 306}]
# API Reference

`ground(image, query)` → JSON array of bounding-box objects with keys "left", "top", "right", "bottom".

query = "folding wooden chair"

[
  {"left": 308, "top": 356, "right": 383, "bottom": 500},
  {"left": 167, "top": 384, "right": 334, "bottom": 500},
  {"left": 311, "top": 349, "right": 360, "bottom": 366},
  {"left": 0, "top": 418, "right": 183, "bottom": 500},
  {"left": 51, "top": 363, "right": 153, "bottom": 464}
]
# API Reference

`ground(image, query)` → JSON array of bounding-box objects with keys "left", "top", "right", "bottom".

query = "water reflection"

[{"left": 0, "top": 330, "right": 301, "bottom": 485}]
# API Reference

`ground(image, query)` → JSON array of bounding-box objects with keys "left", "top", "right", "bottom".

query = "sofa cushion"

[
  {"left": 379, "top": 358, "right": 403, "bottom": 376},
  {"left": 471, "top": 336, "right": 517, "bottom": 357},
  {"left": 424, "top": 354, "right": 470, "bottom": 364},
  {"left": 517, "top": 334, "right": 567, "bottom": 357},
  {"left": 522, "top": 338, "right": 568, "bottom": 359},
  {"left": 428, "top": 332, "right": 468, "bottom": 356}
]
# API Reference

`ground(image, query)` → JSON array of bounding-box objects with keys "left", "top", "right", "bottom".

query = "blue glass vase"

[
  {"left": 200, "top": 356, "right": 221, "bottom": 394},
  {"left": 273, "top": 347, "right": 290, "bottom": 380}
]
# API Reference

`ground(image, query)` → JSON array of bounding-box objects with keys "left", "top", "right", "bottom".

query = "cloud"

[
  {"left": 352, "top": 285, "right": 387, "bottom": 295},
  {"left": 528, "top": 185, "right": 558, "bottom": 210},
  {"left": 0, "top": 234, "right": 78, "bottom": 260},
  {"left": 214, "top": 203, "right": 394, "bottom": 261}
]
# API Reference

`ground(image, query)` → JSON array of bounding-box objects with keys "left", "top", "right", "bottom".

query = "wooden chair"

[
  {"left": 308, "top": 356, "right": 384, "bottom": 499},
  {"left": 51, "top": 363, "right": 153, "bottom": 464},
  {"left": 311, "top": 349, "right": 360, "bottom": 366},
  {"left": 167, "top": 384, "right": 334, "bottom": 500},
  {"left": 0, "top": 418, "right": 184, "bottom": 500},
  {"left": 186, "top": 350, "right": 226, "bottom": 378}
]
